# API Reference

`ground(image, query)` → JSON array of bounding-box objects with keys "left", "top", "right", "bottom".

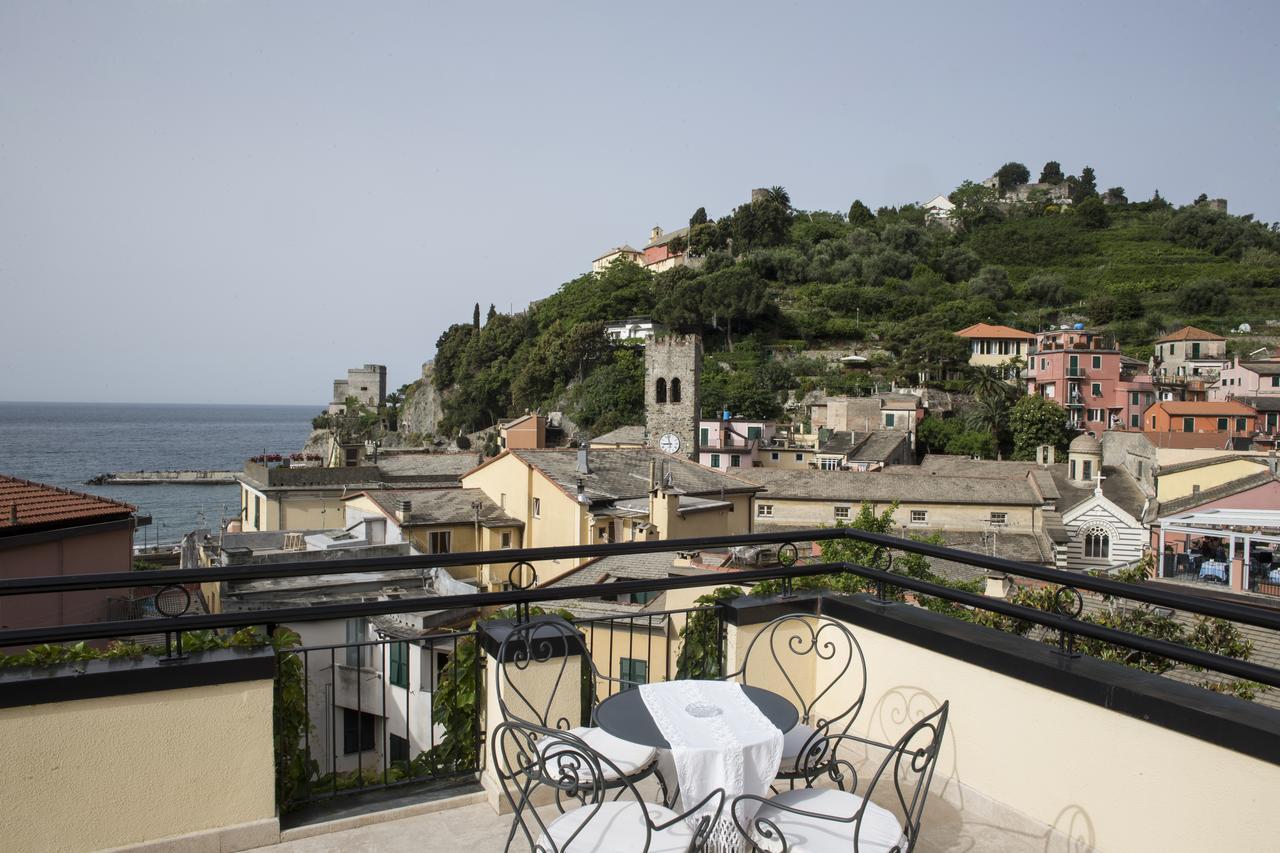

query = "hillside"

[{"left": 409, "top": 171, "right": 1280, "bottom": 442}]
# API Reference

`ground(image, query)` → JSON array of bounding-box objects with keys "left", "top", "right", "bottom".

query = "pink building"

[
  {"left": 1212, "top": 355, "right": 1280, "bottom": 401},
  {"left": 697, "top": 417, "right": 776, "bottom": 470},
  {"left": 1026, "top": 328, "right": 1154, "bottom": 436}
]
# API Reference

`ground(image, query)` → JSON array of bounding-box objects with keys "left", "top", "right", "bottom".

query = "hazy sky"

[{"left": 2, "top": 1, "right": 1277, "bottom": 405}]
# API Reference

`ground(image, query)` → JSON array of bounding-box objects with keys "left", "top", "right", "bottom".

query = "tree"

[
  {"left": 847, "top": 199, "right": 875, "bottom": 227},
  {"left": 1075, "top": 196, "right": 1110, "bottom": 229},
  {"left": 690, "top": 206, "right": 708, "bottom": 227},
  {"left": 939, "top": 245, "right": 982, "bottom": 283},
  {"left": 964, "top": 395, "right": 1012, "bottom": 447},
  {"left": 1070, "top": 166, "right": 1098, "bottom": 202},
  {"left": 1008, "top": 394, "right": 1071, "bottom": 460},
  {"left": 472, "top": 302, "right": 480, "bottom": 329},
  {"left": 916, "top": 415, "right": 959, "bottom": 454},
  {"left": 701, "top": 265, "right": 770, "bottom": 350},
  {"left": 966, "top": 365, "right": 1015, "bottom": 405},
  {"left": 1175, "top": 279, "right": 1231, "bottom": 315},
  {"left": 946, "top": 429, "right": 998, "bottom": 459},
  {"left": 995, "top": 161, "right": 1031, "bottom": 193},
  {"left": 567, "top": 347, "right": 645, "bottom": 434},
  {"left": 947, "top": 181, "right": 1002, "bottom": 231},
  {"left": 1026, "top": 272, "right": 1068, "bottom": 306},
  {"left": 968, "top": 265, "right": 1012, "bottom": 301},
  {"left": 1039, "top": 161, "right": 1065, "bottom": 185},
  {"left": 731, "top": 198, "right": 790, "bottom": 250},
  {"left": 486, "top": 303, "right": 497, "bottom": 323},
  {"left": 1103, "top": 186, "right": 1127, "bottom": 204},
  {"left": 765, "top": 186, "right": 791, "bottom": 210}
]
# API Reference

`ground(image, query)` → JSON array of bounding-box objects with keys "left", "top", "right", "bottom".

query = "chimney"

[
  {"left": 649, "top": 458, "right": 657, "bottom": 492},
  {"left": 8, "top": 504, "right": 16, "bottom": 525},
  {"left": 395, "top": 498, "right": 412, "bottom": 524},
  {"left": 576, "top": 443, "right": 591, "bottom": 474}
]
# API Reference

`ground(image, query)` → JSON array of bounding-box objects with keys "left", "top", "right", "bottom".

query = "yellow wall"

[
  {"left": 799, "top": 612, "right": 1280, "bottom": 853},
  {"left": 0, "top": 679, "right": 276, "bottom": 851},
  {"left": 1156, "top": 458, "right": 1270, "bottom": 502},
  {"left": 753, "top": 497, "right": 1037, "bottom": 532},
  {"left": 240, "top": 485, "right": 344, "bottom": 532}
]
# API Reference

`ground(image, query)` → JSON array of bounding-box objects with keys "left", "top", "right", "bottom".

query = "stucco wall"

[
  {"left": 0, "top": 678, "right": 276, "bottom": 851},
  {"left": 1156, "top": 458, "right": 1270, "bottom": 502},
  {"left": 752, "top": 498, "right": 1035, "bottom": 532},
  {"left": 0, "top": 524, "right": 134, "bottom": 635}
]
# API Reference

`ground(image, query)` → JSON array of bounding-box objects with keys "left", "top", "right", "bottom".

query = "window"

[
  {"left": 794, "top": 453, "right": 804, "bottom": 462},
  {"left": 1130, "top": 413, "right": 1140, "bottom": 428},
  {"left": 910, "top": 509, "right": 927, "bottom": 524},
  {"left": 700, "top": 427, "right": 709, "bottom": 446},
  {"left": 1088, "top": 409, "right": 1103, "bottom": 421},
  {"left": 389, "top": 733, "right": 410, "bottom": 764},
  {"left": 770, "top": 452, "right": 779, "bottom": 461},
  {"left": 343, "top": 709, "right": 376, "bottom": 754},
  {"left": 655, "top": 378, "right": 666, "bottom": 404},
  {"left": 389, "top": 642, "right": 409, "bottom": 689},
  {"left": 1272, "top": 376, "right": 1279, "bottom": 388},
  {"left": 1082, "top": 460, "right": 1093, "bottom": 481},
  {"left": 1236, "top": 417, "right": 1247, "bottom": 432},
  {"left": 757, "top": 503, "right": 773, "bottom": 517},
  {"left": 532, "top": 497, "right": 541, "bottom": 517},
  {"left": 670, "top": 378, "right": 681, "bottom": 403},
  {"left": 619, "top": 658, "right": 649, "bottom": 690},
  {"left": 820, "top": 457, "right": 839, "bottom": 471},
  {"left": 1091, "top": 383, "right": 1102, "bottom": 397},
  {"left": 990, "top": 512, "right": 1007, "bottom": 526},
  {"left": 1040, "top": 358, "right": 1047, "bottom": 370},
  {"left": 1182, "top": 417, "right": 1195, "bottom": 432},
  {"left": 884, "top": 412, "right": 896, "bottom": 428},
  {"left": 710, "top": 453, "right": 721, "bottom": 468},
  {"left": 253, "top": 494, "right": 260, "bottom": 529},
  {"left": 1169, "top": 344, "right": 1177, "bottom": 356},
  {"left": 345, "top": 618, "right": 368, "bottom": 668},
  {"left": 501, "top": 530, "right": 512, "bottom": 548},
  {"left": 834, "top": 506, "right": 850, "bottom": 521},
  {"left": 1092, "top": 356, "right": 1101, "bottom": 369},
  {"left": 1083, "top": 527, "right": 1111, "bottom": 560},
  {"left": 1137, "top": 461, "right": 1145, "bottom": 477},
  {"left": 747, "top": 426, "right": 762, "bottom": 440},
  {"left": 428, "top": 531, "right": 451, "bottom": 555},
  {"left": 1151, "top": 415, "right": 1157, "bottom": 429},
  {"left": 1070, "top": 460, "right": 1077, "bottom": 479},
  {"left": 730, "top": 454, "right": 741, "bottom": 467},
  {"left": 1216, "top": 417, "right": 1228, "bottom": 431}
]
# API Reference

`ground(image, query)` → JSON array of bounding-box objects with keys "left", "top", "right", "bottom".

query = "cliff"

[{"left": 398, "top": 362, "right": 444, "bottom": 441}]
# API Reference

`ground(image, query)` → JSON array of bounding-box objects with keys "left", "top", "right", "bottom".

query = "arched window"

[
  {"left": 670, "top": 378, "right": 681, "bottom": 403},
  {"left": 1083, "top": 526, "right": 1111, "bottom": 559},
  {"left": 655, "top": 378, "right": 666, "bottom": 404}
]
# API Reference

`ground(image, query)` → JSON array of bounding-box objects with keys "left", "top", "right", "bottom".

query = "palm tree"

[
  {"left": 964, "top": 396, "right": 1009, "bottom": 441},
  {"left": 966, "top": 365, "right": 1013, "bottom": 404},
  {"left": 766, "top": 186, "right": 791, "bottom": 210}
]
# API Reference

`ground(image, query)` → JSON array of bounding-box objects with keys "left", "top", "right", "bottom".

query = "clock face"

[{"left": 659, "top": 432, "right": 681, "bottom": 454}]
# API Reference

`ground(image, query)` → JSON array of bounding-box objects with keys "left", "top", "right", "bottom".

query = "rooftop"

[
  {"left": 505, "top": 448, "right": 760, "bottom": 504},
  {"left": 356, "top": 488, "right": 522, "bottom": 528},
  {"left": 1158, "top": 469, "right": 1279, "bottom": 516},
  {"left": 953, "top": 322, "right": 1035, "bottom": 340},
  {"left": 1151, "top": 400, "right": 1258, "bottom": 415},
  {"left": 589, "top": 424, "right": 647, "bottom": 446},
  {"left": 0, "top": 475, "right": 135, "bottom": 536},
  {"left": 1157, "top": 325, "right": 1226, "bottom": 343},
  {"left": 1240, "top": 361, "right": 1280, "bottom": 376},
  {"left": 734, "top": 467, "right": 1042, "bottom": 505}
]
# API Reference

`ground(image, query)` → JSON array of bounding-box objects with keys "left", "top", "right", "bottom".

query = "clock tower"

[{"left": 645, "top": 334, "right": 701, "bottom": 459}]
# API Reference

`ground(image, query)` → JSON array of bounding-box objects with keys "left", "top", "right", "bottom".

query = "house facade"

[
  {"left": 1144, "top": 400, "right": 1257, "bottom": 440},
  {"left": 641, "top": 225, "right": 690, "bottom": 273},
  {"left": 697, "top": 417, "right": 776, "bottom": 470},
  {"left": 1026, "top": 327, "right": 1154, "bottom": 435},
  {"left": 954, "top": 323, "right": 1037, "bottom": 379},
  {"left": 591, "top": 245, "right": 645, "bottom": 273},
  {"left": 1212, "top": 356, "right": 1280, "bottom": 401}
]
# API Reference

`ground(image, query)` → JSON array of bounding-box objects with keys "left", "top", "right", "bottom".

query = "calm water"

[{"left": 0, "top": 402, "right": 314, "bottom": 545}]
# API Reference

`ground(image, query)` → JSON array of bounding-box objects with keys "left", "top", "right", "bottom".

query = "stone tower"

[{"left": 645, "top": 334, "right": 701, "bottom": 459}]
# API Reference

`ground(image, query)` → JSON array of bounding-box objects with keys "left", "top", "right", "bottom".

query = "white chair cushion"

[
  {"left": 780, "top": 722, "right": 818, "bottom": 767},
  {"left": 539, "top": 726, "right": 657, "bottom": 783},
  {"left": 538, "top": 800, "right": 696, "bottom": 853},
  {"left": 749, "top": 788, "right": 906, "bottom": 853}
]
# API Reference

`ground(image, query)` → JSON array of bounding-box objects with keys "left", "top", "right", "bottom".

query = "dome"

[{"left": 1069, "top": 433, "right": 1101, "bottom": 454}]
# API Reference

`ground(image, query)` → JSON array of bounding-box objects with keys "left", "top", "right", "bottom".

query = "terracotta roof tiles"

[
  {"left": 1156, "top": 326, "right": 1225, "bottom": 343},
  {"left": 0, "top": 476, "right": 136, "bottom": 536},
  {"left": 954, "top": 322, "right": 1036, "bottom": 340}
]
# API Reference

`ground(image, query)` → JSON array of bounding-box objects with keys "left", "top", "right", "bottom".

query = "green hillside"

[{"left": 420, "top": 174, "right": 1280, "bottom": 441}]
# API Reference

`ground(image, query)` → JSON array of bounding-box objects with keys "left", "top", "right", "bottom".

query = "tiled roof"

[
  {"left": 1157, "top": 454, "right": 1270, "bottom": 476},
  {"left": 646, "top": 226, "right": 690, "bottom": 248},
  {"left": 954, "top": 322, "right": 1035, "bottom": 340},
  {"left": 508, "top": 448, "right": 760, "bottom": 503},
  {"left": 1239, "top": 396, "right": 1280, "bottom": 412},
  {"left": 376, "top": 452, "right": 480, "bottom": 481},
  {"left": 357, "top": 488, "right": 521, "bottom": 528},
  {"left": 0, "top": 476, "right": 135, "bottom": 536},
  {"left": 590, "top": 425, "right": 647, "bottom": 446},
  {"left": 1150, "top": 400, "right": 1257, "bottom": 416},
  {"left": 1156, "top": 326, "right": 1225, "bottom": 343},
  {"left": 1157, "top": 470, "right": 1278, "bottom": 516},
  {"left": 1240, "top": 362, "right": 1280, "bottom": 376},
  {"left": 733, "top": 467, "right": 1041, "bottom": 505}
]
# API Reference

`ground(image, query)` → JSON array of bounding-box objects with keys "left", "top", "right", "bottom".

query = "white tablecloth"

[
  {"left": 1199, "top": 560, "right": 1228, "bottom": 582},
  {"left": 640, "top": 680, "right": 783, "bottom": 852}
]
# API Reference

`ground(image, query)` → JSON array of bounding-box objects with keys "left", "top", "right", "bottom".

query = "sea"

[{"left": 0, "top": 402, "right": 315, "bottom": 547}]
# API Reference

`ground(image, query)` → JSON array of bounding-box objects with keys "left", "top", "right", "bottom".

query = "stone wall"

[
  {"left": 645, "top": 334, "right": 702, "bottom": 458},
  {"left": 399, "top": 363, "right": 445, "bottom": 440}
]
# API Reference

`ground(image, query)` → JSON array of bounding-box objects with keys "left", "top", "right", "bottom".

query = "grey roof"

[
  {"left": 1157, "top": 454, "right": 1271, "bottom": 476},
  {"left": 646, "top": 226, "right": 689, "bottom": 248},
  {"left": 732, "top": 467, "right": 1041, "bottom": 505},
  {"left": 1241, "top": 362, "right": 1280, "bottom": 376},
  {"left": 1069, "top": 433, "right": 1102, "bottom": 453},
  {"left": 361, "top": 488, "right": 522, "bottom": 528},
  {"left": 915, "top": 529, "right": 1058, "bottom": 581},
  {"left": 510, "top": 448, "right": 760, "bottom": 504},
  {"left": 1050, "top": 465, "right": 1149, "bottom": 520},
  {"left": 906, "top": 456, "right": 1041, "bottom": 478},
  {"left": 818, "top": 431, "right": 857, "bottom": 455},
  {"left": 591, "top": 425, "right": 647, "bottom": 446},
  {"left": 543, "top": 551, "right": 714, "bottom": 619},
  {"left": 1158, "top": 470, "right": 1279, "bottom": 517},
  {"left": 1239, "top": 396, "right": 1280, "bottom": 412},
  {"left": 849, "top": 432, "right": 910, "bottom": 463},
  {"left": 376, "top": 453, "right": 479, "bottom": 481}
]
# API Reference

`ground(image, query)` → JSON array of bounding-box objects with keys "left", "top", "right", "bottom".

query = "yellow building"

[
  {"left": 954, "top": 322, "right": 1036, "bottom": 379},
  {"left": 1154, "top": 455, "right": 1273, "bottom": 505},
  {"left": 342, "top": 488, "right": 524, "bottom": 586},
  {"left": 461, "top": 446, "right": 760, "bottom": 585}
]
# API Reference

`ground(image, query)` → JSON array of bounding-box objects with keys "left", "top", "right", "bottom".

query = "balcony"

[
  {"left": 1065, "top": 366, "right": 1086, "bottom": 378},
  {"left": 1, "top": 531, "right": 1278, "bottom": 852}
]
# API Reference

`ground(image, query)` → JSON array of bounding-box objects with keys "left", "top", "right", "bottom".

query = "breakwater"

[{"left": 86, "top": 470, "right": 240, "bottom": 486}]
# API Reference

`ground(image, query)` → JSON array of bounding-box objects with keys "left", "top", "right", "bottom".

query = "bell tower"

[{"left": 645, "top": 335, "right": 701, "bottom": 459}]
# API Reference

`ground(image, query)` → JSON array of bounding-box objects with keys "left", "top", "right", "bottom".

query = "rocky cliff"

[{"left": 398, "top": 362, "right": 444, "bottom": 440}]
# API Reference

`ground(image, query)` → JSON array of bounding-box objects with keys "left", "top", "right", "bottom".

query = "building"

[
  {"left": 697, "top": 416, "right": 775, "bottom": 470},
  {"left": 1212, "top": 355, "right": 1280, "bottom": 401},
  {"left": 1026, "top": 327, "right": 1154, "bottom": 435},
  {"left": 641, "top": 225, "right": 690, "bottom": 273},
  {"left": 328, "top": 364, "right": 387, "bottom": 413},
  {"left": 589, "top": 425, "right": 647, "bottom": 449},
  {"left": 604, "top": 318, "right": 666, "bottom": 343},
  {"left": 460, "top": 446, "right": 759, "bottom": 584},
  {"left": 0, "top": 476, "right": 137, "bottom": 638},
  {"left": 1144, "top": 400, "right": 1258, "bottom": 445},
  {"left": 810, "top": 394, "right": 923, "bottom": 434},
  {"left": 645, "top": 334, "right": 702, "bottom": 459},
  {"left": 954, "top": 323, "right": 1037, "bottom": 379},
  {"left": 498, "top": 413, "right": 547, "bottom": 450},
  {"left": 237, "top": 453, "right": 478, "bottom": 533},
  {"left": 591, "top": 245, "right": 644, "bottom": 273},
  {"left": 1152, "top": 326, "right": 1227, "bottom": 401},
  {"left": 921, "top": 194, "right": 956, "bottom": 226},
  {"left": 341, "top": 488, "right": 523, "bottom": 587}
]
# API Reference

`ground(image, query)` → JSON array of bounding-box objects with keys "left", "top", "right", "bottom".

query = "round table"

[{"left": 594, "top": 681, "right": 798, "bottom": 748}]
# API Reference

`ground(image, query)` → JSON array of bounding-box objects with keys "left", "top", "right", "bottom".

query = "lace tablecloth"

[{"left": 639, "top": 680, "right": 784, "bottom": 852}]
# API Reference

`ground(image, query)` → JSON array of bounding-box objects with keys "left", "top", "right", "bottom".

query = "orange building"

[
  {"left": 499, "top": 413, "right": 547, "bottom": 450},
  {"left": 1144, "top": 400, "right": 1257, "bottom": 437}
]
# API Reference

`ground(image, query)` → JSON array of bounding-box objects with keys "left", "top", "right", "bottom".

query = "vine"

[{"left": 675, "top": 587, "right": 743, "bottom": 679}]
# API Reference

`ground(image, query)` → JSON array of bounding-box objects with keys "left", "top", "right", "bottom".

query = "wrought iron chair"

[
  {"left": 724, "top": 614, "right": 868, "bottom": 786},
  {"left": 495, "top": 616, "right": 664, "bottom": 799},
  {"left": 730, "top": 701, "right": 950, "bottom": 853},
  {"left": 492, "top": 718, "right": 724, "bottom": 852}
]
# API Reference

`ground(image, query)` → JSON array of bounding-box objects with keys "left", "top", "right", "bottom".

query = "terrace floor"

[{"left": 261, "top": 780, "right": 1063, "bottom": 853}]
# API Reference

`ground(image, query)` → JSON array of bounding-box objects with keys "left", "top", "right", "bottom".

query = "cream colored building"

[
  {"left": 461, "top": 446, "right": 760, "bottom": 585},
  {"left": 590, "top": 245, "right": 644, "bottom": 273},
  {"left": 954, "top": 322, "right": 1036, "bottom": 379},
  {"left": 1153, "top": 455, "right": 1273, "bottom": 505}
]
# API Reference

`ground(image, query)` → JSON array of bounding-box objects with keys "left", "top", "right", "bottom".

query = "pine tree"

[
  {"left": 472, "top": 303, "right": 480, "bottom": 329},
  {"left": 486, "top": 304, "right": 497, "bottom": 323}
]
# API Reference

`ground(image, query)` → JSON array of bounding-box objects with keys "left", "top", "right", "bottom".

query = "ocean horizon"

[{"left": 0, "top": 400, "right": 317, "bottom": 546}]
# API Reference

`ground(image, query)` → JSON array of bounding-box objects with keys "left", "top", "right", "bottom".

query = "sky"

[{"left": 2, "top": 1, "right": 1277, "bottom": 405}]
